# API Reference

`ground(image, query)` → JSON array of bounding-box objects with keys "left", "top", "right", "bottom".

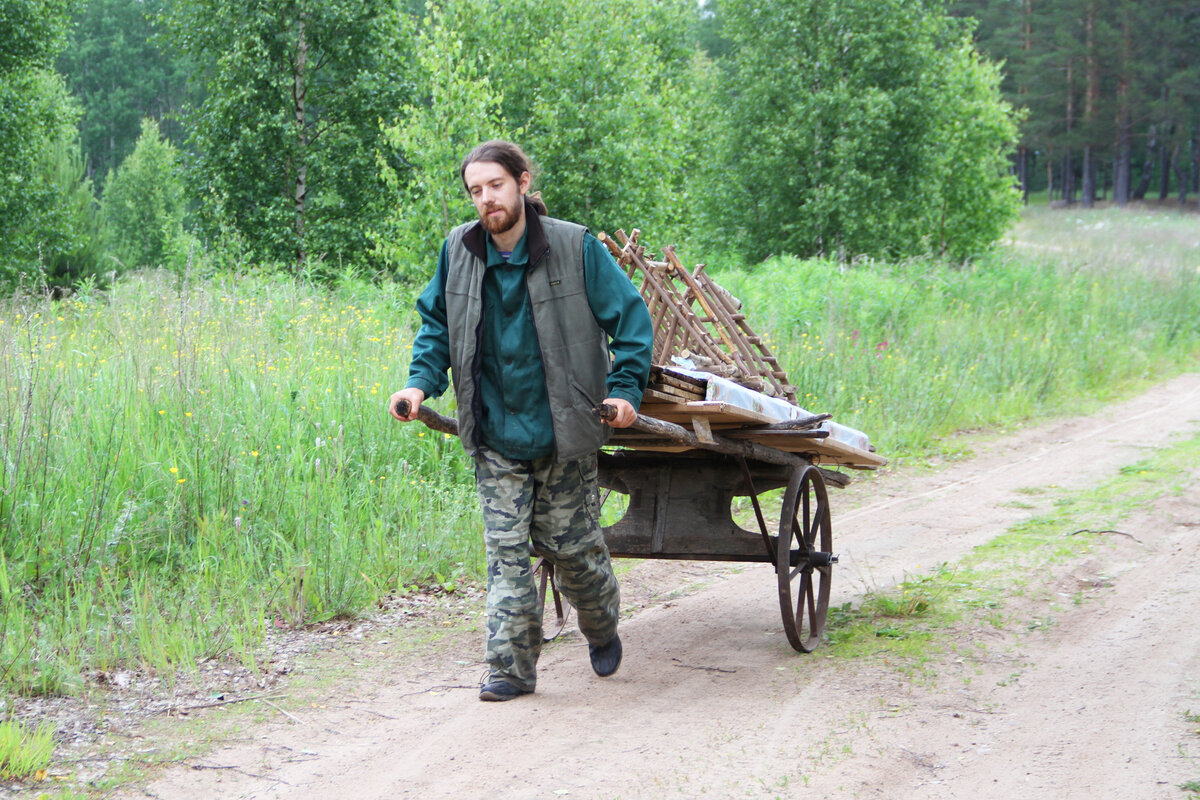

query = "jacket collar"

[{"left": 461, "top": 198, "right": 548, "bottom": 266}]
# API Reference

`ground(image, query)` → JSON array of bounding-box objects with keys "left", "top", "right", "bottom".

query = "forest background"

[
  {"left": 0, "top": 0, "right": 1199, "bottom": 764},
  {"left": 2, "top": 0, "right": 1199, "bottom": 285},
  {"left": 11, "top": 0, "right": 1200, "bottom": 287}
]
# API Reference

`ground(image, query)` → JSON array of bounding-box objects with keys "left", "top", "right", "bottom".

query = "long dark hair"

[{"left": 460, "top": 140, "right": 547, "bottom": 215}]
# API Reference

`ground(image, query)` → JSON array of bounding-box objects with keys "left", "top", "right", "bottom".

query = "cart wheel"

[
  {"left": 777, "top": 464, "right": 834, "bottom": 653},
  {"left": 533, "top": 556, "right": 570, "bottom": 642}
]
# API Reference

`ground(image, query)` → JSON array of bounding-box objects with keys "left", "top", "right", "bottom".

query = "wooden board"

[
  {"left": 653, "top": 366, "right": 708, "bottom": 389},
  {"left": 610, "top": 412, "right": 887, "bottom": 469},
  {"left": 643, "top": 386, "right": 703, "bottom": 404},
  {"left": 654, "top": 372, "right": 707, "bottom": 394},
  {"left": 765, "top": 436, "right": 887, "bottom": 467},
  {"left": 637, "top": 400, "right": 778, "bottom": 426}
]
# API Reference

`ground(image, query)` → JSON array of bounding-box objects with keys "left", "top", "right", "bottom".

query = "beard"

[{"left": 479, "top": 197, "right": 522, "bottom": 235}]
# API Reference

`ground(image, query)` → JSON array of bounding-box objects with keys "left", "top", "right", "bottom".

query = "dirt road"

[{"left": 131, "top": 373, "right": 1200, "bottom": 800}]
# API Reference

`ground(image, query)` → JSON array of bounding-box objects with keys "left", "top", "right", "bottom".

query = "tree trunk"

[
  {"left": 1113, "top": 131, "right": 1131, "bottom": 206},
  {"left": 1192, "top": 122, "right": 1200, "bottom": 205},
  {"left": 1174, "top": 144, "right": 1188, "bottom": 204},
  {"left": 1063, "top": 150, "right": 1075, "bottom": 204},
  {"left": 1064, "top": 57, "right": 1076, "bottom": 203},
  {"left": 293, "top": 11, "right": 310, "bottom": 270},
  {"left": 1017, "top": 146, "right": 1029, "bottom": 204},
  {"left": 1113, "top": 8, "right": 1132, "bottom": 207},
  {"left": 1159, "top": 132, "right": 1171, "bottom": 200},
  {"left": 1132, "top": 123, "right": 1157, "bottom": 200},
  {"left": 1081, "top": 3, "right": 1098, "bottom": 208},
  {"left": 1018, "top": 0, "right": 1032, "bottom": 205},
  {"left": 1082, "top": 147, "right": 1096, "bottom": 208}
]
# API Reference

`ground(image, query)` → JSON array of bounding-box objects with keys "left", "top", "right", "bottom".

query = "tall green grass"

[
  {"left": 0, "top": 207, "right": 1197, "bottom": 697},
  {"left": 0, "top": 272, "right": 479, "bottom": 694},
  {"left": 713, "top": 207, "right": 1200, "bottom": 453}
]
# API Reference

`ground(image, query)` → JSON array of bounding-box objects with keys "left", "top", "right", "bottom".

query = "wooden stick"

[
  {"left": 759, "top": 413, "right": 832, "bottom": 431},
  {"left": 596, "top": 404, "right": 805, "bottom": 468},
  {"left": 393, "top": 399, "right": 459, "bottom": 436},
  {"left": 153, "top": 692, "right": 286, "bottom": 716},
  {"left": 260, "top": 697, "right": 306, "bottom": 725}
]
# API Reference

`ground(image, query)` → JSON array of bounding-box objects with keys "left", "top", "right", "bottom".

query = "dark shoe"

[
  {"left": 479, "top": 680, "right": 533, "bottom": 702},
  {"left": 589, "top": 634, "right": 622, "bottom": 677}
]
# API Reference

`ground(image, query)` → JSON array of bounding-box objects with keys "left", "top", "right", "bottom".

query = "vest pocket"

[{"left": 569, "top": 377, "right": 601, "bottom": 408}]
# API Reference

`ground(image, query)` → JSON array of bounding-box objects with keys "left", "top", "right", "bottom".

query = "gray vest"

[{"left": 443, "top": 208, "right": 611, "bottom": 461}]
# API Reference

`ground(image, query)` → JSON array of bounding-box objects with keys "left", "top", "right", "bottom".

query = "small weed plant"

[{"left": 0, "top": 717, "right": 54, "bottom": 779}]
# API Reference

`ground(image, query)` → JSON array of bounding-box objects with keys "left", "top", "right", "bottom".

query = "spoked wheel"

[
  {"left": 777, "top": 464, "right": 835, "bottom": 653},
  {"left": 533, "top": 555, "right": 571, "bottom": 642}
]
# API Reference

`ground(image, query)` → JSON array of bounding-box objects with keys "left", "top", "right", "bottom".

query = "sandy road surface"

[{"left": 130, "top": 372, "right": 1200, "bottom": 800}]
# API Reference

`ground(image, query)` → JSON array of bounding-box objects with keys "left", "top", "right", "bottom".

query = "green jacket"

[{"left": 406, "top": 201, "right": 653, "bottom": 461}]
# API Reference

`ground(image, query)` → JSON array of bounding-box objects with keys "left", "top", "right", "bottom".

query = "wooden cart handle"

[{"left": 393, "top": 398, "right": 459, "bottom": 436}]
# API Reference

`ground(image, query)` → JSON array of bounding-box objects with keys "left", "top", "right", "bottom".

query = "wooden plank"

[
  {"left": 721, "top": 429, "right": 829, "bottom": 441},
  {"left": 643, "top": 386, "right": 690, "bottom": 404},
  {"left": 641, "top": 410, "right": 771, "bottom": 426},
  {"left": 691, "top": 415, "right": 715, "bottom": 444},
  {"left": 639, "top": 401, "right": 772, "bottom": 424},
  {"left": 680, "top": 401, "right": 778, "bottom": 425},
  {"left": 652, "top": 383, "right": 705, "bottom": 402},
  {"left": 754, "top": 435, "right": 888, "bottom": 467},
  {"left": 654, "top": 369, "right": 708, "bottom": 392},
  {"left": 651, "top": 379, "right": 705, "bottom": 399},
  {"left": 606, "top": 444, "right": 693, "bottom": 453}
]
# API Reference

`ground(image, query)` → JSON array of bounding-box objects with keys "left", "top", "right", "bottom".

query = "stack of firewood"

[
  {"left": 598, "top": 229, "right": 798, "bottom": 403},
  {"left": 643, "top": 365, "right": 705, "bottom": 405}
]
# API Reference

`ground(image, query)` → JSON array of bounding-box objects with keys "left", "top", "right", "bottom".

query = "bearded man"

[{"left": 389, "top": 140, "right": 653, "bottom": 701}]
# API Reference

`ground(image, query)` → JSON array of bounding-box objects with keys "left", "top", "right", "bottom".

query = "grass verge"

[{"left": 818, "top": 429, "right": 1200, "bottom": 670}]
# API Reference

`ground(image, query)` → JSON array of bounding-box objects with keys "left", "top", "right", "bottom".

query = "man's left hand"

[{"left": 601, "top": 397, "right": 637, "bottom": 428}]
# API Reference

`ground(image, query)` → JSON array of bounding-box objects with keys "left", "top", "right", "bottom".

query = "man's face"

[{"left": 464, "top": 160, "right": 530, "bottom": 236}]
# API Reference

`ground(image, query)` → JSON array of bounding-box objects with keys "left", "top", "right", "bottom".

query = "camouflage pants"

[{"left": 473, "top": 446, "right": 620, "bottom": 692}]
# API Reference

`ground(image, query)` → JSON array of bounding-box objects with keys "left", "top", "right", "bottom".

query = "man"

[{"left": 389, "top": 140, "right": 653, "bottom": 701}]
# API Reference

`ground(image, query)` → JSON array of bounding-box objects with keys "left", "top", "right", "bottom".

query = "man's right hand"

[{"left": 388, "top": 387, "right": 426, "bottom": 422}]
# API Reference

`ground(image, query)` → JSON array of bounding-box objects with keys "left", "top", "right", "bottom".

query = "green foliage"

[
  {"left": 0, "top": 271, "right": 480, "bottom": 691},
  {"left": 102, "top": 118, "right": 189, "bottom": 271},
  {"left": 932, "top": 42, "right": 1023, "bottom": 259},
  {"left": 0, "top": 0, "right": 93, "bottom": 290},
  {"left": 710, "top": 208, "right": 1200, "bottom": 455},
  {"left": 57, "top": 0, "right": 195, "bottom": 180},
  {"left": 372, "top": 3, "right": 507, "bottom": 278},
  {"left": 445, "top": 0, "right": 708, "bottom": 239},
  {"left": 0, "top": 718, "right": 54, "bottom": 779},
  {"left": 1, "top": 126, "right": 108, "bottom": 291},
  {"left": 28, "top": 134, "right": 109, "bottom": 287},
  {"left": 709, "top": 0, "right": 1019, "bottom": 261},
  {"left": 954, "top": 0, "right": 1200, "bottom": 203},
  {"left": 825, "top": 569, "right": 946, "bottom": 657},
  {"left": 162, "top": 0, "right": 416, "bottom": 272},
  {"left": 0, "top": 0, "right": 71, "bottom": 71}
]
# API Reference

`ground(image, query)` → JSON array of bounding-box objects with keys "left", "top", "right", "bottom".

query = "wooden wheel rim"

[{"left": 777, "top": 464, "right": 833, "bottom": 652}]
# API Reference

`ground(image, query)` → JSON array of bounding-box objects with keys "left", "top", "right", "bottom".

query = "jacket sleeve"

[
  {"left": 404, "top": 242, "right": 452, "bottom": 400},
  {"left": 582, "top": 233, "right": 653, "bottom": 409}
]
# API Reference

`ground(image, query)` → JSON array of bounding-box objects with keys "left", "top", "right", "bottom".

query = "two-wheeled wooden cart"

[
  {"left": 397, "top": 227, "right": 885, "bottom": 653},
  {"left": 401, "top": 398, "right": 880, "bottom": 653}
]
